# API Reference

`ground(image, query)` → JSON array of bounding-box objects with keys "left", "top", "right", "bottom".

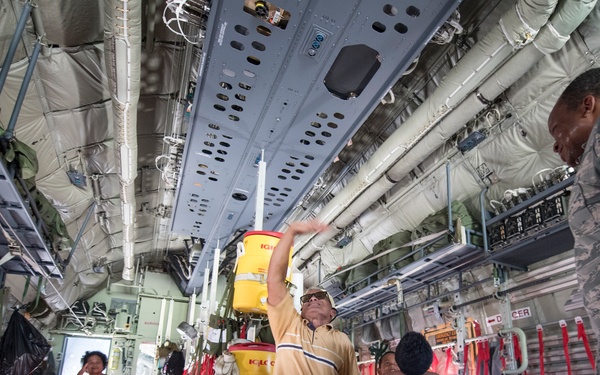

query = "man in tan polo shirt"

[{"left": 267, "top": 220, "right": 360, "bottom": 375}]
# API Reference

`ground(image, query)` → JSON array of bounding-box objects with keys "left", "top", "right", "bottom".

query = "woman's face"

[{"left": 85, "top": 355, "right": 105, "bottom": 374}]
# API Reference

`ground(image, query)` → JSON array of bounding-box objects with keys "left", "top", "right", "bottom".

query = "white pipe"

[
  {"left": 294, "top": 0, "right": 594, "bottom": 262},
  {"left": 166, "top": 298, "right": 174, "bottom": 340},
  {"left": 155, "top": 297, "right": 167, "bottom": 370},
  {"left": 255, "top": 150, "right": 266, "bottom": 231},
  {"left": 209, "top": 246, "right": 220, "bottom": 315},
  {"left": 104, "top": 0, "right": 142, "bottom": 280},
  {"left": 199, "top": 268, "right": 210, "bottom": 341},
  {"left": 499, "top": 327, "right": 528, "bottom": 374},
  {"left": 189, "top": 288, "right": 197, "bottom": 325}
]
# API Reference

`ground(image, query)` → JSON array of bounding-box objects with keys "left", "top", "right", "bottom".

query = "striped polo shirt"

[{"left": 267, "top": 295, "right": 360, "bottom": 375}]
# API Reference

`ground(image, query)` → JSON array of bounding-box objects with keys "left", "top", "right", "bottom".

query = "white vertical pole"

[
  {"left": 165, "top": 298, "right": 175, "bottom": 340},
  {"left": 199, "top": 269, "right": 210, "bottom": 335},
  {"left": 155, "top": 298, "right": 167, "bottom": 371},
  {"left": 255, "top": 149, "right": 266, "bottom": 230},
  {"left": 209, "top": 244, "right": 221, "bottom": 315}
]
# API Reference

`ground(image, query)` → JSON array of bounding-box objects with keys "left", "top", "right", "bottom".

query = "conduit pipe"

[
  {"left": 499, "top": 327, "right": 529, "bottom": 374},
  {"left": 104, "top": 0, "right": 142, "bottom": 280},
  {"left": 294, "top": 0, "right": 593, "bottom": 263}
]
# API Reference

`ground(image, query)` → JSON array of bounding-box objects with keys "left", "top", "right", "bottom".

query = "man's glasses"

[{"left": 300, "top": 291, "right": 329, "bottom": 304}]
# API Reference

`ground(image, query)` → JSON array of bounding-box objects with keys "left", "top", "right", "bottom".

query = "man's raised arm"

[{"left": 266, "top": 220, "right": 328, "bottom": 307}]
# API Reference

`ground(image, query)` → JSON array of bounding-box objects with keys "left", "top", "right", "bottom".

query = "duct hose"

[{"left": 104, "top": 0, "right": 142, "bottom": 280}]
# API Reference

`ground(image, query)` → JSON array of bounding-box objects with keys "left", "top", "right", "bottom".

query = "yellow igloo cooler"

[
  {"left": 229, "top": 342, "right": 276, "bottom": 374},
  {"left": 233, "top": 231, "right": 292, "bottom": 314}
]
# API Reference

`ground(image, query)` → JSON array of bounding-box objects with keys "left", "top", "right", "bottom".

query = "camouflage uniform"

[{"left": 568, "top": 117, "right": 600, "bottom": 372}]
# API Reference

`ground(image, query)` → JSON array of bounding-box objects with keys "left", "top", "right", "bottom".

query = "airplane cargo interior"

[{"left": 1, "top": 0, "right": 600, "bottom": 374}]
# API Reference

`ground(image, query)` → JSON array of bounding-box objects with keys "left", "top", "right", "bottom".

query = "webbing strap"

[
  {"left": 432, "top": 351, "right": 439, "bottom": 371},
  {"left": 575, "top": 316, "right": 596, "bottom": 369},
  {"left": 499, "top": 338, "right": 506, "bottom": 369},
  {"left": 463, "top": 344, "right": 469, "bottom": 373},
  {"left": 537, "top": 325, "right": 545, "bottom": 375},
  {"left": 445, "top": 348, "right": 453, "bottom": 374},
  {"left": 560, "top": 320, "right": 572, "bottom": 375}
]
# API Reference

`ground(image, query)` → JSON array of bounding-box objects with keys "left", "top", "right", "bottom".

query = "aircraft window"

[
  {"left": 235, "top": 25, "right": 249, "bottom": 36},
  {"left": 327, "top": 122, "right": 338, "bottom": 129},
  {"left": 304, "top": 155, "right": 313, "bottom": 160},
  {"left": 215, "top": 157, "right": 225, "bottom": 162},
  {"left": 219, "top": 81, "right": 233, "bottom": 90},
  {"left": 280, "top": 193, "right": 288, "bottom": 197},
  {"left": 333, "top": 112, "right": 344, "bottom": 119},
  {"left": 252, "top": 41, "right": 266, "bottom": 51},
  {"left": 196, "top": 170, "right": 206, "bottom": 175},
  {"left": 208, "top": 177, "right": 218, "bottom": 182},
  {"left": 214, "top": 104, "right": 226, "bottom": 111},
  {"left": 219, "top": 141, "right": 231, "bottom": 147},
  {"left": 231, "top": 105, "right": 243, "bottom": 112},
  {"left": 316, "top": 139, "right": 326, "bottom": 146},
  {"left": 278, "top": 175, "right": 287, "bottom": 180},
  {"left": 383, "top": 4, "right": 398, "bottom": 16},
  {"left": 406, "top": 6, "right": 420, "bottom": 18},
  {"left": 217, "top": 149, "right": 228, "bottom": 155},
  {"left": 235, "top": 93, "right": 247, "bottom": 101},
  {"left": 317, "top": 112, "right": 327, "bottom": 119},
  {"left": 282, "top": 169, "right": 291, "bottom": 173},
  {"left": 198, "top": 164, "right": 208, "bottom": 169},
  {"left": 311, "top": 121, "right": 321, "bottom": 128},
  {"left": 228, "top": 115, "right": 240, "bottom": 121},
  {"left": 247, "top": 56, "right": 261, "bottom": 65},
  {"left": 296, "top": 169, "right": 304, "bottom": 174},
  {"left": 285, "top": 162, "right": 295, "bottom": 167},
  {"left": 322, "top": 131, "right": 331, "bottom": 137},
  {"left": 305, "top": 131, "right": 315, "bottom": 137},
  {"left": 395, "top": 23, "right": 408, "bottom": 34},
  {"left": 291, "top": 176, "right": 300, "bottom": 180},
  {"left": 230, "top": 41, "right": 245, "bottom": 51},
  {"left": 270, "top": 187, "right": 279, "bottom": 191},
  {"left": 372, "top": 22, "right": 386, "bottom": 33},
  {"left": 300, "top": 139, "right": 310, "bottom": 145}
]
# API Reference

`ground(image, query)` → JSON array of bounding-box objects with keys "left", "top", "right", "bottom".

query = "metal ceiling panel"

[{"left": 171, "top": 0, "right": 462, "bottom": 293}]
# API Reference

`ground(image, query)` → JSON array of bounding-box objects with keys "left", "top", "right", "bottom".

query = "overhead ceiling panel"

[{"left": 171, "top": 0, "right": 462, "bottom": 293}]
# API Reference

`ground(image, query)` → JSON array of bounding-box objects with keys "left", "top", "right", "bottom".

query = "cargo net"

[{"left": 163, "top": 0, "right": 211, "bottom": 44}]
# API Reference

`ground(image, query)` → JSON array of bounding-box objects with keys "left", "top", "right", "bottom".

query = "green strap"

[{"left": 22, "top": 276, "right": 30, "bottom": 301}]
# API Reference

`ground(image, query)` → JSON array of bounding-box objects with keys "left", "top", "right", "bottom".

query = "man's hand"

[{"left": 267, "top": 219, "right": 328, "bottom": 307}]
